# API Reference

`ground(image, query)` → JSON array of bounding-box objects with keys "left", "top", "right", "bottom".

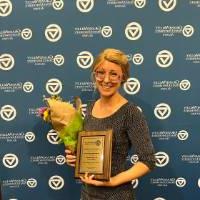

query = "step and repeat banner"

[{"left": 0, "top": 0, "right": 200, "bottom": 199}]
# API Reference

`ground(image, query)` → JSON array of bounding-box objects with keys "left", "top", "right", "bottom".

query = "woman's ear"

[
  {"left": 120, "top": 74, "right": 126, "bottom": 85},
  {"left": 93, "top": 82, "right": 97, "bottom": 90},
  {"left": 90, "top": 72, "right": 95, "bottom": 83},
  {"left": 90, "top": 72, "right": 97, "bottom": 90}
]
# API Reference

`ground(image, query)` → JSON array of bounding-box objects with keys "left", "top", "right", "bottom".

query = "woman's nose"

[{"left": 103, "top": 73, "right": 110, "bottom": 82}]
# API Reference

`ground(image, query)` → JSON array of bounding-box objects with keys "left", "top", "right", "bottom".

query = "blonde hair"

[{"left": 92, "top": 48, "right": 130, "bottom": 83}]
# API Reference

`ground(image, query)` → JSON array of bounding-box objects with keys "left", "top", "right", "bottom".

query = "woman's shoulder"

[
  {"left": 84, "top": 100, "right": 95, "bottom": 116},
  {"left": 125, "top": 101, "right": 140, "bottom": 111},
  {"left": 123, "top": 101, "right": 144, "bottom": 119}
]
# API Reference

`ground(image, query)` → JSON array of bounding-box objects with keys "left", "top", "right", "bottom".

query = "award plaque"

[{"left": 75, "top": 130, "right": 112, "bottom": 181}]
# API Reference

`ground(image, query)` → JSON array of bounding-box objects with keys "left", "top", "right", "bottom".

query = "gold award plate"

[{"left": 75, "top": 130, "right": 112, "bottom": 181}]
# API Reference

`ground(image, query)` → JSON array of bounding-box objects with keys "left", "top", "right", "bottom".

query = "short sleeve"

[{"left": 125, "top": 104, "right": 156, "bottom": 170}]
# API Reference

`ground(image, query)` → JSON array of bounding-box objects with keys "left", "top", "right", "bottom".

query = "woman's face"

[{"left": 93, "top": 60, "right": 123, "bottom": 98}]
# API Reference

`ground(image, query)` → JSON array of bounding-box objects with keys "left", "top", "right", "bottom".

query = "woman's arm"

[
  {"left": 80, "top": 161, "right": 151, "bottom": 187},
  {"left": 108, "top": 161, "right": 150, "bottom": 186}
]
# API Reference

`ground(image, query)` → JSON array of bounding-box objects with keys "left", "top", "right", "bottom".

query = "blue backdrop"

[{"left": 0, "top": 0, "right": 200, "bottom": 199}]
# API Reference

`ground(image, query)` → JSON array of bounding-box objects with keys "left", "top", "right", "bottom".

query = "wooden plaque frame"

[{"left": 75, "top": 130, "right": 112, "bottom": 181}]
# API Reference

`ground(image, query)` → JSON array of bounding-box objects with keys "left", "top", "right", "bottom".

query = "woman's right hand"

[{"left": 65, "top": 149, "right": 76, "bottom": 167}]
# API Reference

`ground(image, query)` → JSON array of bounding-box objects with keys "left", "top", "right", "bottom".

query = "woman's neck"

[{"left": 98, "top": 93, "right": 125, "bottom": 107}]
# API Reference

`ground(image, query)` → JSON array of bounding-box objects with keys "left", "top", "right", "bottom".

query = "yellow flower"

[{"left": 43, "top": 109, "right": 50, "bottom": 121}]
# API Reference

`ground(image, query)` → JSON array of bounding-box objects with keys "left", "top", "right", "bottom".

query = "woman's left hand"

[{"left": 80, "top": 172, "right": 117, "bottom": 187}]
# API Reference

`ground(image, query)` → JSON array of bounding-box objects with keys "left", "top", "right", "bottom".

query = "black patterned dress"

[{"left": 81, "top": 102, "right": 155, "bottom": 200}]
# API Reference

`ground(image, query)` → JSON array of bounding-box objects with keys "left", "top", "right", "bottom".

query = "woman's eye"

[
  {"left": 97, "top": 71, "right": 105, "bottom": 75},
  {"left": 110, "top": 72, "right": 118, "bottom": 77}
]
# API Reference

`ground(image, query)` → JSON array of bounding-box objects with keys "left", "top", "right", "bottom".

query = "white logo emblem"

[
  {"left": 77, "top": 51, "right": 94, "bottom": 69},
  {"left": 156, "top": 50, "right": 173, "bottom": 68},
  {"left": 49, "top": 175, "right": 64, "bottom": 190},
  {"left": 56, "top": 155, "right": 66, "bottom": 165},
  {"left": 0, "top": 53, "right": 15, "bottom": 71},
  {"left": 179, "top": 80, "right": 191, "bottom": 91},
  {"left": 158, "top": 0, "right": 177, "bottom": 12},
  {"left": 53, "top": 54, "right": 65, "bottom": 66},
  {"left": 47, "top": 129, "right": 59, "bottom": 144},
  {"left": 2, "top": 153, "right": 19, "bottom": 168},
  {"left": 45, "top": 24, "right": 62, "bottom": 42},
  {"left": 154, "top": 103, "right": 171, "bottom": 120},
  {"left": 132, "top": 53, "right": 144, "bottom": 65},
  {"left": 81, "top": 104, "right": 87, "bottom": 118},
  {"left": 177, "top": 130, "right": 189, "bottom": 141},
  {"left": 123, "top": 78, "right": 141, "bottom": 95},
  {"left": 134, "top": 0, "right": 146, "bottom": 8},
  {"left": 125, "top": 22, "right": 142, "bottom": 40},
  {"left": 131, "top": 179, "right": 139, "bottom": 188},
  {"left": 46, "top": 78, "right": 62, "bottom": 95},
  {"left": 176, "top": 177, "right": 186, "bottom": 187},
  {"left": 76, "top": 0, "right": 94, "bottom": 13},
  {"left": 182, "top": 25, "right": 194, "bottom": 37},
  {"left": 0, "top": 0, "right": 12, "bottom": 17},
  {"left": 25, "top": 132, "right": 36, "bottom": 142},
  {"left": 154, "top": 198, "right": 166, "bottom": 200},
  {"left": 23, "top": 82, "right": 34, "bottom": 93},
  {"left": 21, "top": 28, "right": 32, "bottom": 40},
  {"left": 0, "top": 105, "right": 16, "bottom": 121},
  {"left": 155, "top": 152, "right": 169, "bottom": 167},
  {"left": 52, "top": 0, "right": 64, "bottom": 10},
  {"left": 137, "top": 106, "right": 143, "bottom": 112},
  {"left": 27, "top": 178, "right": 37, "bottom": 188},
  {"left": 101, "top": 26, "right": 112, "bottom": 38},
  {"left": 131, "top": 154, "right": 139, "bottom": 164}
]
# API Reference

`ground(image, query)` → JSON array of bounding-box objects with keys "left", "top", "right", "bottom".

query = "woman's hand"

[
  {"left": 65, "top": 149, "right": 76, "bottom": 167},
  {"left": 80, "top": 172, "right": 117, "bottom": 187},
  {"left": 80, "top": 162, "right": 151, "bottom": 187}
]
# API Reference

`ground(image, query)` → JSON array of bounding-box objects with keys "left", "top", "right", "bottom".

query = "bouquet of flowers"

[{"left": 38, "top": 96, "right": 84, "bottom": 153}]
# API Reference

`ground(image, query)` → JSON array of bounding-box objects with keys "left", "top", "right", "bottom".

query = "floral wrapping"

[{"left": 38, "top": 96, "right": 83, "bottom": 152}]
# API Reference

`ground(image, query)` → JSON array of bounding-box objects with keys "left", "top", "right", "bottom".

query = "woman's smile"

[{"left": 100, "top": 83, "right": 113, "bottom": 89}]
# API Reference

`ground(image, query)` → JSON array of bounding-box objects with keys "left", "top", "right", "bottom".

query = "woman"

[{"left": 65, "top": 48, "right": 156, "bottom": 199}]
